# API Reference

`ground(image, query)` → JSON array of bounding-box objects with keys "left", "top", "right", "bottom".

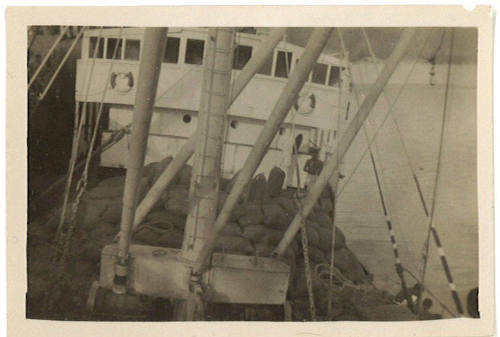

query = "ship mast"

[{"left": 182, "top": 28, "right": 236, "bottom": 260}]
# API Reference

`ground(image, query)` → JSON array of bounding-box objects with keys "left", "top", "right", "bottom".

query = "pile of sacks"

[{"left": 33, "top": 158, "right": 373, "bottom": 320}]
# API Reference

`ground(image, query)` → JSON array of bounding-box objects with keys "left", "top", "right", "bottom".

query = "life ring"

[
  {"left": 110, "top": 72, "right": 134, "bottom": 93},
  {"left": 293, "top": 93, "right": 316, "bottom": 115}
]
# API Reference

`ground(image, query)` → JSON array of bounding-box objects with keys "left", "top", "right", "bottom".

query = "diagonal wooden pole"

[{"left": 273, "top": 27, "right": 417, "bottom": 257}]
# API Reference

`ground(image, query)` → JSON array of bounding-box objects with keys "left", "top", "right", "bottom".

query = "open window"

[
  {"left": 89, "top": 37, "right": 104, "bottom": 58},
  {"left": 233, "top": 45, "right": 252, "bottom": 70},
  {"left": 328, "top": 66, "right": 341, "bottom": 87},
  {"left": 106, "top": 38, "right": 123, "bottom": 60},
  {"left": 185, "top": 39, "right": 205, "bottom": 65},
  {"left": 124, "top": 39, "right": 141, "bottom": 61},
  {"left": 164, "top": 37, "right": 180, "bottom": 64},
  {"left": 311, "top": 62, "right": 328, "bottom": 85},
  {"left": 274, "top": 51, "right": 292, "bottom": 78}
]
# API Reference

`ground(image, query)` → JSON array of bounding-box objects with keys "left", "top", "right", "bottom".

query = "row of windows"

[
  {"left": 89, "top": 36, "right": 140, "bottom": 61},
  {"left": 253, "top": 50, "right": 341, "bottom": 87},
  {"left": 88, "top": 36, "right": 341, "bottom": 87},
  {"left": 89, "top": 36, "right": 206, "bottom": 65}
]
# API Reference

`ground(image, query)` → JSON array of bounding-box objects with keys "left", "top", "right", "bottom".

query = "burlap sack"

[
  {"left": 295, "top": 224, "right": 320, "bottom": 248},
  {"left": 80, "top": 200, "right": 109, "bottom": 229},
  {"left": 305, "top": 245, "right": 328, "bottom": 264},
  {"left": 332, "top": 247, "right": 368, "bottom": 284},
  {"left": 100, "top": 198, "right": 122, "bottom": 225},
  {"left": 83, "top": 184, "right": 123, "bottom": 201},
  {"left": 241, "top": 224, "right": 268, "bottom": 243},
  {"left": 267, "top": 166, "right": 285, "bottom": 197},
  {"left": 275, "top": 195, "right": 298, "bottom": 216},
  {"left": 143, "top": 156, "right": 173, "bottom": 186},
  {"left": 230, "top": 203, "right": 247, "bottom": 221},
  {"left": 221, "top": 222, "right": 243, "bottom": 236},
  {"left": 146, "top": 209, "right": 186, "bottom": 230},
  {"left": 316, "top": 225, "right": 346, "bottom": 252},
  {"left": 164, "top": 185, "right": 190, "bottom": 216},
  {"left": 133, "top": 227, "right": 161, "bottom": 246},
  {"left": 237, "top": 202, "right": 264, "bottom": 227},
  {"left": 214, "top": 235, "right": 254, "bottom": 255},
  {"left": 158, "top": 228, "right": 184, "bottom": 249},
  {"left": 311, "top": 211, "right": 334, "bottom": 229},
  {"left": 262, "top": 203, "right": 290, "bottom": 230},
  {"left": 247, "top": 173, "right": 267, "bottom": 203}
]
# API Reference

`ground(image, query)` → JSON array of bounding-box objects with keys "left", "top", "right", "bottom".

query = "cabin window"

[
  {"left": 232, "top": 45, "right": 252, "bottom": 70},
  {"left": 328, "top": 66, "right": 340, "bottom": 87},
  {"left": 239, "top": 27, "right": 257, "bottom": 34},
  {"left": 164, "top": 37, "right": 180, "bottom": 64},
  {"left": 274, "top": 51, "right": 292, "bottom": 78},
  {"left": 124, "top": 39, "right": 141, "bottom": 61},
  {"left": 89, "top": 37, "right": 104, "bottom": 58},
  {"left": 185, "top": 39, "right": 205, "bottom": 65},
  {"left": 183, "top": 114, "right": 192, "bottom": 123},
  {"left": 106, "top": 38, "right": 123, "bottom": 60},
  {"left": 230, "top": 120, "right": 239, "bottom": 129},
  {"left": 257, "top": 54, "right": 273, "bottom": 75},
  {"left": 311, "top": 63, "right": 328, "bottom": 85}
]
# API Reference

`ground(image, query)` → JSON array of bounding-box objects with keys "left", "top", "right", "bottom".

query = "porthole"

[
  {"left": 230, "top": 120, "right": 238, "bottom": 129},
  {"left": 183, "top": 114, "right": 192, "bottom": 123}
]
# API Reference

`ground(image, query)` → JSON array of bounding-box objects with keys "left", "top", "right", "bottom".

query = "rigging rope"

[
  {"left": 28, "top": 26, "right": 70, "bottom": 90},
  {"left": 359, "top": 27, "right": 426, "bottom": 272},
  {"left": 329, "top": 28, "right": 433, "bottom": 306},
  {"left": 55, "top": 27, "right": 102, "bottom": 243},
  {"left": 327, "top": 29, "right": 345, "bottom": 318},
  {"left": 368, "top": 147, "right": 415, "bottom": 312},
  {"left": 361, "top": 27, "right": 431, "bottom": 219},
  {"left": 333, "top": 29, "right": 433, "bottom": 201},
  {"left": 46, "top": 27, "right": 123, "bottom": 313},
  {"left": 419, "top": 28, "right": 464, "bottom": 317},
  {"left": 284, "top": 32, "right": 316, "bottom": 320},
  {"left": 355, "top": 29, "right": 416, "bottom": 306},
  {"left": 30, "top": 28, "right": 88, "bottom": 120}
]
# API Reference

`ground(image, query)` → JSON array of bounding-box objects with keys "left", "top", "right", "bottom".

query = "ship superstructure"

[{"left": 75, "top": 27, "right": 352, "bottom": 185}]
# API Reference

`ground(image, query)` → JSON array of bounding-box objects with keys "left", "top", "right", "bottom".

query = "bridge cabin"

[{"left": 75, "top": 27, "right": 353, "bottom": 186}]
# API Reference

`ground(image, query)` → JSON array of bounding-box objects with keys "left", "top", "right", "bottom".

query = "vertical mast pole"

[
  {"left": 113, "top": 27, "right": 167, "bottom": 294},
  {"left": 183, "top": 27, "right": 236, "bottom": 259}
]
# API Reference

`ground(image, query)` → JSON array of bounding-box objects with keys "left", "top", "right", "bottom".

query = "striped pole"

[
  {"left": 419, "top": 29, "right": 464, "bottom": 317},
  {"left": 369, "top": 150, "right": 415, "bottom": 313},
  {"left": 430, "top": 222, "right": 464, "bottom": 316}
]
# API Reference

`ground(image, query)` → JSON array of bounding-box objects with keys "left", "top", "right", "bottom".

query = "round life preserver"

[
  {"left": 293, "top": 92, "right": 316, "bottom": 115},
  {"left": 110, "top": 72, "right": 134, "bottom": 93}
]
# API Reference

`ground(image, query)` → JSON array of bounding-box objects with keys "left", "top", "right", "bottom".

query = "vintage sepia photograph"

[{"left": 5, "top": 5, "right": 494, "bottom": 337}]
